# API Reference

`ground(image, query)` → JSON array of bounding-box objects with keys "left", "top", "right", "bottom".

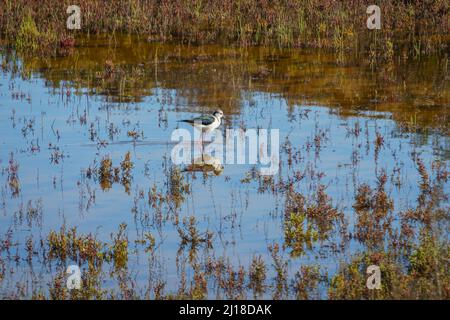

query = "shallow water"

[{"left": 0, "top": 35, "right": 448, "bottom": 298}]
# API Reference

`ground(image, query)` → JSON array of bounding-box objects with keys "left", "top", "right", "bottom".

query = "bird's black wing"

[
  {"left": 181, "top": 115, "right": 215, "bottom": 125},
  {"left": 197, "top": 115, "right": 216, "bottom": 126}
]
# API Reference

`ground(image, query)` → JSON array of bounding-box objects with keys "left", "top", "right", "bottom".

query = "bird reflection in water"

[{"left": 183, "top": 154, "right": 223, "bottom": 176}]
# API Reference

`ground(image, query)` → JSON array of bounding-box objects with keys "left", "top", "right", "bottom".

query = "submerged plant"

[
  {"left": 248, "top": 255, "right": 267, "bottom": 298},
  {"left": 120, "top": 152, "right": 134, "bottom": 194},
  {"left": 353, "top": 171, "right": 394, "bottom": 248},
  {"left": 108, "top": 223, "right": 129, "bottom": 271},
  {"left": 284, "top": 186, "right": 341, "bottom": 257},
  {"left": 7, "top": 153, "right": 20, "bottom": 197},
  {"left": 99, "top": 156, "right": 114, "bottom": 191}
]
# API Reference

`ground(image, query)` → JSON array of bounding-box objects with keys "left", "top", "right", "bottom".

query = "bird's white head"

[{"left": 213, "top": 109, "right": 224, "bottom": 120}]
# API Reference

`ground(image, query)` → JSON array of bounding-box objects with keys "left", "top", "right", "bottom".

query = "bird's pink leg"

[{"left": 192, "top": 128, "right": 204, "bottom": 160}]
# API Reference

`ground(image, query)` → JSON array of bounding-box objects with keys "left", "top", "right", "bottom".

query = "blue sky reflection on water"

[{"left": 0, "top": 45, "right": 448, "bottom": 297}]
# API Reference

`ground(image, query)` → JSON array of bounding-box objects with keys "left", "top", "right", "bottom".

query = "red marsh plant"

[
  {"left": 7, "top": 152, "right": 20, "bottom": 197},
  {"left": 330, "top": 157, "right": 449, "bottom": 299},
  {"left": 353, "top": 170, "right": 394, "bottom": 248},
  {"left": 94, "top": 152, "right": 134, "bottom": 193},
  {"left": 0, "top": 1, "right": 447, "bottom": 58},
  {"left": 284, "top": 185, "right": 342, "bottom": 257},
  {"left": 248, "top": 255, "right": 267, "bottom": 298}
]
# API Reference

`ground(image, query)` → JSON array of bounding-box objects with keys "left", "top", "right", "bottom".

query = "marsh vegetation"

[{"left": 0, "top": 1, "right": 448, "bottom": 300}]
